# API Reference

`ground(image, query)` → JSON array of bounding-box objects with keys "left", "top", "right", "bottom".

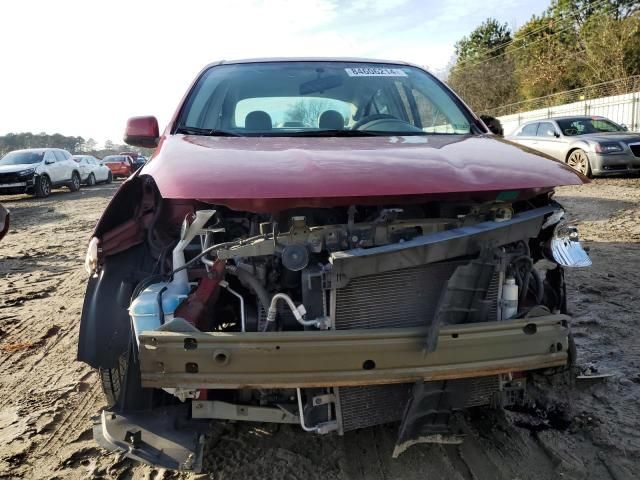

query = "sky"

[{"left": 0, "top": 0, "right": 550, "bottom": 146}]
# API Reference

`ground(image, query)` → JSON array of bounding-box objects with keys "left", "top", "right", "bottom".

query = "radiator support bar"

[{"left": 139, "top": 315, "right": 569, "bottom": 389}]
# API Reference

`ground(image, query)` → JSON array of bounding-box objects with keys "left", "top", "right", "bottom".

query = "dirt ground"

[{"left": 0, "top": 177, "right": 639, "bottom": 480}]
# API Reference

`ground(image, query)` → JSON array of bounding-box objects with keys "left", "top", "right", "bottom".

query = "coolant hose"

[{"left": 225, "top": 265, "right": 272, "bottom": 318}]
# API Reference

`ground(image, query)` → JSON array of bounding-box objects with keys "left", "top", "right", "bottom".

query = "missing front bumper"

[{"left": 138, "top": 315, "right": 569, "bottom": 389}]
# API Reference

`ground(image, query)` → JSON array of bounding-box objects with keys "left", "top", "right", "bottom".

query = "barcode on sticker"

[{"left": 345, "top": 67, "right": 407, "bottom": 77}]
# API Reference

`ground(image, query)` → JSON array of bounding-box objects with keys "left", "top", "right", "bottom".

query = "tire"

[
  {"left": 568, "top": 332, "right": 577, "bottom": 367},
  {"left": 68, "top": 172, "right": 81, "bottom": 192},
  {"left": 87, "top": 173, "right": 96, "bottom": 187},
  {"left": 99, "top": 353, "right": 128, "bottom": 408},
  {"left": 567, "top": 149, "right": 592, "bottom": 177},
  {"left": 34, "top": 175, "right": 51, "bottom": 198},
  {"left": 106, "top": 171, "right": 113, "bottom": 184}
]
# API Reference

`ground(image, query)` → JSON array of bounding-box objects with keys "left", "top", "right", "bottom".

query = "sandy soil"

[{"left": 0, "top": 178, "right": 639, "bottom": 480}]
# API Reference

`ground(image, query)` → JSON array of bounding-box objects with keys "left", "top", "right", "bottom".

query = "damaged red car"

[{"left": 78, "top": 59, "right": 590, "bottom": 470}]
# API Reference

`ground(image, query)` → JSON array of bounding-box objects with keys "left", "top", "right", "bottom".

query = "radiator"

[
  {"left": 337, "top": 376, "right": 500, "bottom": 433},
  {"left": 332, "top": 259, "right": 502, "bottom": 433},
  {"left": 333, "top": 261, "right": 466, "bottom": 330}
]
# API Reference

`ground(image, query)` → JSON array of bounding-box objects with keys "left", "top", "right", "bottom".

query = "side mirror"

[
  {"left": 621, "top": 124, "right": 629, "bottom": 131},
  {"left": 554, "top": 132, "right": 560, "bottom": 138},
  {"left": 124, "top": 116, "right": 159, "bottom": 148},
  {"left": 45, "top": 159, "right": 55, "bottom": 165}
]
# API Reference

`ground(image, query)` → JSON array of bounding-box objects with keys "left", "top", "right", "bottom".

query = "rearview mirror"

[{"left": 124, "top": 116, "right": 159, "bottom": 148}]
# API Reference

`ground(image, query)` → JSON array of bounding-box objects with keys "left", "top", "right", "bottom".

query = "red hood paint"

[{"left": 141, "top": 134, "right": 586, "bottom": 212}]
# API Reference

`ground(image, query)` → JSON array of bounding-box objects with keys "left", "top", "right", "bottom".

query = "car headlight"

[
  {"left": 84, "top": 237, "right": 100, "bottom": 276},
  {"left": 595, "top": 142, "right": 623, "bottom": 153},
  {"left": 17, "top": 168, "right": 35, "bottom": 176},
  {"left": 549, "top": 222, "right": 591, "bottom": 267}
]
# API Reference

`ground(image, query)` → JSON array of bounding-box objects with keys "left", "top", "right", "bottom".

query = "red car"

[
  {"left": 79, "top": 59, "right": 589, "bottom": 471},
  {"left": 101, "top": 154, "right": 133, "bottom": 178}
]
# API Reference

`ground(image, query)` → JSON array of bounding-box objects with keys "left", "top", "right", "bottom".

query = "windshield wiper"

[
  {"left": 284, "top": 129, "right": 383, "bottom": 137},
  {"left": 175, "top": 126, "right": 243, "bottom": 137}
]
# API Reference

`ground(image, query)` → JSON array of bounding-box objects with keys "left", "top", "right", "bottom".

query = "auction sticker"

[{"left": 345, "top": 67, "right": 407, "bottom": 77}]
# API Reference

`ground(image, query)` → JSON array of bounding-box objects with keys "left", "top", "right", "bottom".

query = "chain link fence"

[{"left": 481, "top": 76, "right": 640, "bottom": 135}]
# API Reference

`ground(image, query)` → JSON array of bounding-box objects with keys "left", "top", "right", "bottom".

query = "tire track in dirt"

[{"left": 0, "top": 184, "right": 131, "bottom": 479}]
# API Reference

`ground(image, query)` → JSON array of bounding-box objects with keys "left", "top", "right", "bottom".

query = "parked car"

[
  {"left": 506, "top": 116, "right": 640, "bottom": 177},
  {"left": 119, "top": 151, "right": 147, "bottom": 172},
  {"left": 0, "top": 202, "right": 8, "bottom": 241},
  {"left": 72, "top": 155, "right": 113, "bottom": 185},
  {"left": 0, "top": 148, "right": 81, "bottom": 198},
  {"left": 101, "top": 154, "right": 134, "bottom": 178},
  {"left": 79, "top": 58, "right": 590, "bottom": 471}
]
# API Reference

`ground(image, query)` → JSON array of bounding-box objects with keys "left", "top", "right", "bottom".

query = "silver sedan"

[{"left": 506, "top": 116, "right": 640, "bottom": 177}]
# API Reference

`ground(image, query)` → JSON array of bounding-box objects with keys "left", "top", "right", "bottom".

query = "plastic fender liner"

[{"left": 78, "top": 244, "right": 148, "bottom": 369}]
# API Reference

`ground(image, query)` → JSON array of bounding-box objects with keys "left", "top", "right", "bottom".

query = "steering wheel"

[{"left": 352, "top": 113, "right": 398, "bottom": 130}]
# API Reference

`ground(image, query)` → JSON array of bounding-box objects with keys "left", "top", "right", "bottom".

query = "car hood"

[
  {"left": 0, "top": 163, "right": 37, "bottom": 173},
  {"left": 573, "top": 132, "right": 640, "bottom": 143},
  {"left": 141, "top": 134, "right": 586, "bottom": 211}
]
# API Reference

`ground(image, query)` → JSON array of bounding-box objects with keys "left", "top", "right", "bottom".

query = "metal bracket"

[
  {"left": 191, "top": 400, "right": 299, "bottom": 424},
  {"left": 315, "top": 420, "right": 339, "bottom": 434},
  {"left": 312, "top": 393, "right": 336, "bottom": 407}
]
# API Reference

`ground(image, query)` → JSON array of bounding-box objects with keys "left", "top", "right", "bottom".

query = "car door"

[
  {"left": 43, "top": 150, "right": 63, "bottom": 183},
  {"left": 60, "top": 150, "right": 76, "bottom": 179},
  {"left": 53, "top": 150, "right": 71, "bottom": 182},
  {"left": 512, "top": 122, "right": 539, "bottom": 149},
  {"left": 531, "top": 121, "right": 565, "bottom": 160},
  {"left": 91, "top": 157, "right": 107, "bottom": 181},
  {"left": 77, "top": 157, "right": 90, "bottom": 180}
]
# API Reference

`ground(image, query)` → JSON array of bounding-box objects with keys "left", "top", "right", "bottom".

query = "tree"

[
  {"left": 575, "top": 11, "right": 640, "bottom": 88},
  {"left": 508, "top": 14, "right": 582, "bottom": 100},
  {"left": 454, "top": 18, "right": 512, "bottom": 62},
  {"left": 447, "top": 19, "right": 519, "bottom": 112},
  {"left": 79, "top": 138, "right": 98, "bottom": 153},
  {"left": 285, "top": 99, "right": 330, "bottom": 127},
  {"left": 551, "top": 0, "right": 639, "bottom": 24}
]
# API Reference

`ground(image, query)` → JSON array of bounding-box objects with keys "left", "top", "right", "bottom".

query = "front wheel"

[
  {"left": 567, "top": 149, "right": 592, "bottom": 177},
  {"left": 99, "top": 353, "right": 128, "bottom": 408},
  {"left": 87, "top": 173, "right": 96, "bottom": 186},
  {"left": 68, "top": 172, "right": 81, "bottom": 192},
  {"left": 35, "top": 175, "right": 51, "bottom": 198}
]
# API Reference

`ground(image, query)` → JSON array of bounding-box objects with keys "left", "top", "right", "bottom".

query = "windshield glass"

[
  {"left": 557, "top": 117, "right": 625, "bottom": 136},
  {"left": 103, "top": 155, "right": 124, "bottom": 163},
  {"left": 177, "top": 62, "right": 475, "bottom": 136},
  {"left": 0, "top": 150, "right": 44, "bottom": 166}
]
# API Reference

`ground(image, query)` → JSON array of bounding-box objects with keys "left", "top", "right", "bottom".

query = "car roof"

[
  {"left": 9, "top": 148, "right": 52, "bottom": 153},
  {"left": 205, "top": 56, "right": 419, "bottom": 69},
  {"left": 522, "top": 115, "right": 608, "bottom": 125}
]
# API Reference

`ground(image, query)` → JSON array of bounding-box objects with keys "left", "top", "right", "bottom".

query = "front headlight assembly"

[
  {"left": 595, "top": 142, "right": 623, "bottom": 154},
  {"left": 84, "top": 237, "right": 100, "bottom": 276},
  {"left": 17, "top": 168, "right": 36, "bottom": 176},
  {"left": 549, "top": 221, "right": 592, "bottom": 267}
]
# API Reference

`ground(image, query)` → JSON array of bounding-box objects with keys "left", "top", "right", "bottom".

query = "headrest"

[
  {"left": 245, "top": 111, "right": 272, "bottom": 130},
  {"left": 319, "top": 110, "right": 345, "bottom": 130}
]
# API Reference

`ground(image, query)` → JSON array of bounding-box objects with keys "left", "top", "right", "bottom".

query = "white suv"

[{"left": 0, "top": 148, "right": 81, "bottom": 198}]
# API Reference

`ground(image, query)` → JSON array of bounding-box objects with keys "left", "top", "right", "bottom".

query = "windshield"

[
  {"left": 177, "top": 62, "right": 475, "bottom": 136},
  {"left": 0, "top": 150, "right": 44, "bottom": 166},
  {"left": 557, "top": 118, "right": 625, "bottom": 136},
  {"left": 103, "top": 155, "right": 125, "bottom": 163}
]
